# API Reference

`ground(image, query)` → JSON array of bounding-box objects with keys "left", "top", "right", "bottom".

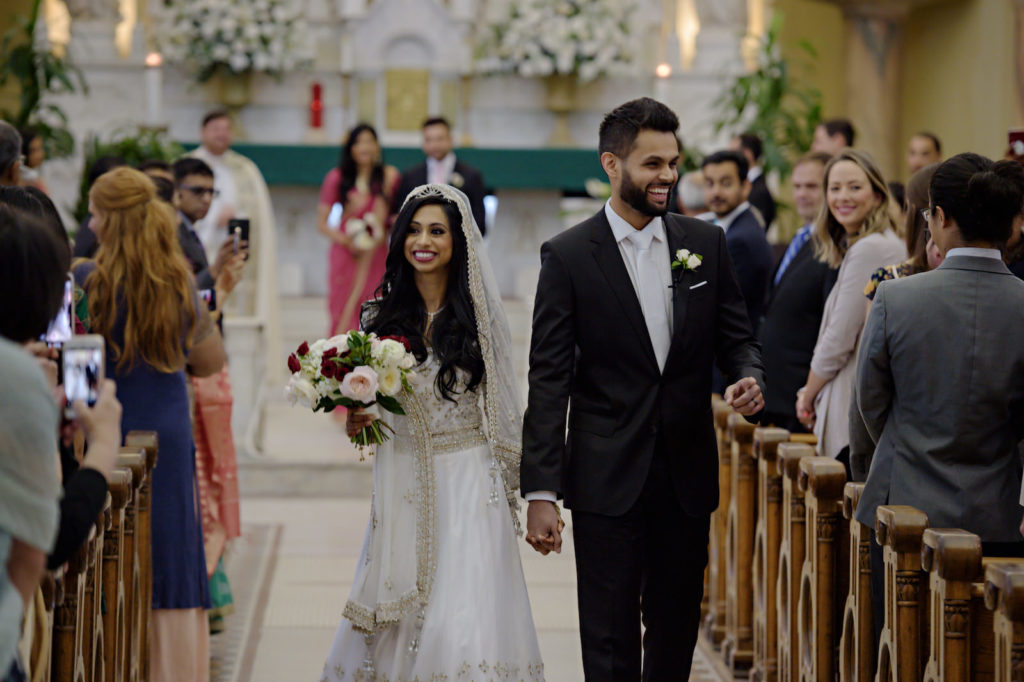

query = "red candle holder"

[{"left": 310, "top": 82, "right": 323, "bottom": 129}]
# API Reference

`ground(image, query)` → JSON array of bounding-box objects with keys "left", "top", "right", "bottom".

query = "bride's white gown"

[{"left": 319, "top": 354, "right": 544, "bottom": 681}]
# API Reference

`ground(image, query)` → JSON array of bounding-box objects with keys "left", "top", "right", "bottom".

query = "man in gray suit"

[{"left": 852, "top": 153, "right": 1024, "bottom": 653}]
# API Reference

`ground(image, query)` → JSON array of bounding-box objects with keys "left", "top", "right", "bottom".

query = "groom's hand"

[
  {"left": 526, "top": 501, "right": 563, "bottom": 555},
  {"left": 725, "top": 377, "right": 764, "bottom": 416}
]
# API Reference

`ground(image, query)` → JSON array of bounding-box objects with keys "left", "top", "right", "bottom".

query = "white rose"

[
  {"left": 399, "top": 353, "right": 415, "bottom": 370},
  {"left": 686, "top": 254, "right": 702, "bottom": 269},
  {"left": 285, "top": 374, "right": 318, "bottom": 407},
  {"left": 376, "top": 339, "right": 406, "bottom": 367},
  {"left": 341, "top": 366, "right": 379, "bottom": 403},
  {"left": 378, "top": 366, "right": 402, "bottom": 397},
  {"left": 229, "top": 53, "right": 250, "bottom": 72},
  {"left": 352, "top": 231, "right": 376, "bottom": 251},
  {"left": 676, "top": 249, "right": 691, "bottom": 262},
  {"left": 325, "top": 333, "right": 350, "bottom": 350}
]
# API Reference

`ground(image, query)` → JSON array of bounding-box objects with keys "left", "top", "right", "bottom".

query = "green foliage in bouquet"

[
  {"left": 73, "top": 129, "right": 185, "bottom": 224},
  {"left": 0, "top": 0, "right": 88, "bottom": 158}
]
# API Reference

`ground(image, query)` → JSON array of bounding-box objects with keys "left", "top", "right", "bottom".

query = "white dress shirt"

[
  {"left": 426, "top": 153, "right": 457, "bottom": 185},
  {"left": 945, "top": 247, "right": 1002, "bottom": 260},
  {"left": 697, "top": 200, "right": 751, "bottom": 233},
  {"left": 526, "top": 201, "right": 675, "bottom": 505}
]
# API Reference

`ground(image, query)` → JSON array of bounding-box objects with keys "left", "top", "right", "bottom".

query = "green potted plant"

[{"left": 0, "top": 0, "right": 88, "bottom": 158}]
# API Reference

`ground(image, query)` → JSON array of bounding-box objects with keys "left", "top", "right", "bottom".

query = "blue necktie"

[{"left": 774, "top": 225, "right": 812, "bottom": 286}]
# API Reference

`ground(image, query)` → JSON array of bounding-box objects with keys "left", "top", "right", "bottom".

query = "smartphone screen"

[
  {"left": 43, "top": 275, "right": 74, "bottom": 345},
  {"left": 64, "top": 344, "right": 103, "bottom": 412}
]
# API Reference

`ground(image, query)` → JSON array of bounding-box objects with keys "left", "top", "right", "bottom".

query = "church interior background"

[{"left": 2, "top": 0, "right": 1023, "bottom": 679}]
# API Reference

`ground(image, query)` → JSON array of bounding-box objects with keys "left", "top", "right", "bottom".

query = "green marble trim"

[{"left": 179, "top": 143, "right": 603, "bottom": 190}]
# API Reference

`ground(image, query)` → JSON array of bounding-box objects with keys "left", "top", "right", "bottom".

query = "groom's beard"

[{"left": 620, "top": 169, "right": 672, "bottom": 217}]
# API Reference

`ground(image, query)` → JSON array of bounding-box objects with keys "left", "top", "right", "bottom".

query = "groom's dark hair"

[{"left": 599, "top": 98, "right": 680, "bottom": 158}]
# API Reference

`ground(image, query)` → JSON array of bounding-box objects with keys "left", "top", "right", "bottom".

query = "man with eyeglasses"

[{"left": 172, "top": 157, "right": 243, "bottom": 292}]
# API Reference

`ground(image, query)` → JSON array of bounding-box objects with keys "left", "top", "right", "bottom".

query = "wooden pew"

[
  {"left": 704, "top": 398, "right": 736, "bottom": 646},
  {"left": 53, "top": 526, "right": 89, "bottom": 682},
  {"left": 101, "top": 469, "right": 132, "bottom": 682},
  {"left": 750, "top": 427, "right": 791, "bottom": 682},
  {"left": 775, "top": 442, "right": 815, "bottom": 682},
  {"left": 115, "top": 449, "right": 145, "bottom": 682},
  {"left": 796, "top": 456, "right": 848, "bottom": 682},
  {"left": 723, "top": 413, "right": 758, "bottom": 671},
  {"left": 874, "top": 505, "right": 929, "bottom": 682},
  {"left": 984, "top": 562, "right": 1024, "bottom": 682},
  {"left": 123, "top": 431, "right": 158, "bottom": 682},
  {"left": 82, "top": 495, "right": 109, "bottom": 682},
  {"left": 839, "top": 483, "right": 874, "bottom": 682},
  {"left": 920, "top": 528, "right": 986, "bottom": 682}
]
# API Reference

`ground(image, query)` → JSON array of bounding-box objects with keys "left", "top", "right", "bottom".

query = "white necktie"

[{"left": 628, "top": 231, "right": 671, "bottom": 370}]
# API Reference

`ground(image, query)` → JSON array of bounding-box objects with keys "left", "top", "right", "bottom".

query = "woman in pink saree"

[{"left": 317, "top": 124, "right": 400, "bottom": 336}]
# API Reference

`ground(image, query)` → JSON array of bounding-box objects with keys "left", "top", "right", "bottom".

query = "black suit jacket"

[
  {"left": 394, "top": 158, "right": 487, "bottom": 235},
  {"left": 758, "top": 239, "right": 837, "bottom": 423},
  {"left": 522, "top": 210, "right": 766, "bottom": 516},
  {"left": 178, "top": 218, "right": 214, "bottom": 289},
  {"left": 748, "top": 173, "right": 776, "bottom": 229},
  {"left": 723, "top": 207, "right": 773, "bottom": 333}
]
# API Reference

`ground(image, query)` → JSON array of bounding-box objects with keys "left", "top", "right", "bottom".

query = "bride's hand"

[{"left": 346, "top": 407, "right": 376, "bottom": 438}]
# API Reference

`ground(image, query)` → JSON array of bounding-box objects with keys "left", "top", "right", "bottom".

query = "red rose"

[
  {"left": 382, "top": 335, "right": 412, "bottom": 351},
  {"left": 336, "top": 364, "right": 352, "bottom": 379},
  {"left": 297, "top": 341, "right": 310, "bottom": 356},
  {"left": 323, "top": 347, "right": 339, "bottom": 360},
  {"left": 287, "top": 354, "right": 301, "bottom": 373},
  {"left": 321, "top": 359, "right": 336, "bottom": 379}
]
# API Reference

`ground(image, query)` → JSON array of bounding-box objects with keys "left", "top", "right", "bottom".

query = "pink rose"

[{"left": 341, "top": 365, "right": 378, "bottom": 403}]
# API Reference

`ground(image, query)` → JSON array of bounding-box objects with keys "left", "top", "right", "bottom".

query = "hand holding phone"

[{"left": 63, "top": 335, "right": 105, "bottom": 418}]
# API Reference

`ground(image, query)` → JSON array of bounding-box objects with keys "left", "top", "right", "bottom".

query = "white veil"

[{"left": 402, "top": 184, "right": 523, "bottom": 523}]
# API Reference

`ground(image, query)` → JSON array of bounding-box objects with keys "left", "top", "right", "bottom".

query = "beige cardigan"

[{"left": 811, "top": 230, "right": 907, "bottom": 459}]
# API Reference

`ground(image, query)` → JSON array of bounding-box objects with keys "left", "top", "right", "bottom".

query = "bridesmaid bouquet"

[
  {"left": 345, "top": 214, "right": 382, "bottom": 251},
  {"left": 285, "top": 331, "right": 416, "bottom": 451}
]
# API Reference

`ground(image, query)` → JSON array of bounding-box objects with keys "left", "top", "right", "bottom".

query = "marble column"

[{"left": 814, "top": 0, "right": 952, "bottom": 180}]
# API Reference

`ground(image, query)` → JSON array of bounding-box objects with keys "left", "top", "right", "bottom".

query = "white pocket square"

[{"left": 689, "top": 281, "right": 708, "bottom": 290}]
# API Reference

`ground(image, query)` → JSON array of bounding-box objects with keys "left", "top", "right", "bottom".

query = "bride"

[{"left": 319, "top": 185, "right": 545, "bottom": 681}]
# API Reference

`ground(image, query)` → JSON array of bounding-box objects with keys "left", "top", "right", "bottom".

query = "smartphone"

[
  {"left": 1009, "top": 129, "right": 1024, "bottom": 157},
  {"left": 198, "top": 288, "right": 217, "bottom": 311},
  {"left": 42, "top": 273, "right": 74, "bottom": 347},
  {"left": 228, "top": 218, "right": 250, "bottom": 257},
  {"left": 63, "top": 334, "right": 104, "bottom": 418}
]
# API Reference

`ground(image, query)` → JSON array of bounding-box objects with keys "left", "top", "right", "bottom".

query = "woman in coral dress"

[{"left": 317, "top": 124, "right": 400, "bottom": 336}]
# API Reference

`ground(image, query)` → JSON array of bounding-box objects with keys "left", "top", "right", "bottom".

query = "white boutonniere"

[
  {"left": 449, "top": 171, "right": 465, "bottom": 188},
  {"left": 672, "top": 248, "right": 703, "bottom": 272}
]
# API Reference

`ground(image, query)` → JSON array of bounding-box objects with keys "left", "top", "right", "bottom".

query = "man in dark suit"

[
  {"left": 699, "top": 150, "right": 774, "bottom": 331},
  {"left": 393, "top": 117, "right": 488, "bottom": 234},
  {"left": 731, "top": 132, "right": 776, "bottom": 229},
  {"left": 522, "top": 97, "right": 766, "bottom": 680},
  {"left": 759, "top": 151, "right": 837, "bottom": 432},
  {"left": 172, "top": 157, "right": 239, "bottom": 289}
]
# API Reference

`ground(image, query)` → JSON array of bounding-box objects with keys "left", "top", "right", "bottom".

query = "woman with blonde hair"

[
  {"left": 74, "top": 166, "right": 225, "bottom": 682},
  {"left": 795, "top": 149, "right": 906, "bottom": 468}
]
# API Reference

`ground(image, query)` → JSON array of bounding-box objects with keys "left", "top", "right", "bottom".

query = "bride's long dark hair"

[{"left": 365, "top": 194, "right": 483, "bottom": 402}]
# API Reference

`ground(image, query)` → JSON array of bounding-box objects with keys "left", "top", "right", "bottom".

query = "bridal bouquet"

[
  {"left": 344, "top": 214, "right": 382, "bottom": 251},
  {"left": 285, "top": 332, "right": 416, "bottom": 452}
]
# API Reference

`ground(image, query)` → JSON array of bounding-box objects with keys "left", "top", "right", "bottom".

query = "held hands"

[
  {"left": 346, "top": 406, "right": 377, "bottom": 439},
  {"left": 525, "top": 501, "right": 565, "bottom": 556},
  {"left": 724, "top": 377, "right": 763, "bottom": 416}
]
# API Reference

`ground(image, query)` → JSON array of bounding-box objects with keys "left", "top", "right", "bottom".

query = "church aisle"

[{"left": 227, "top": 497, "right": 725, "bottom": 681}]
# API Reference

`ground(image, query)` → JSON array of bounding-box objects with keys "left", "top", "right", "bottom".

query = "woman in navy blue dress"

[{"left": 76, "top": 167, "right": 226, "bottom": 682}]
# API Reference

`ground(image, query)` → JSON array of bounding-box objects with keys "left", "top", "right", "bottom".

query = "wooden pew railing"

[
  {"left": 796, "top": 456, "right": 848, "bottom": 682},
  {"left": 874, "top": 505, "right": 930, "bottom": 682},
  {"left": 704, "top": 398, "right": 736, "bottom": 646},
  {"left": 775, "top": 442, "right": 815, "bottom": 682},
  {"left": 28, "top": 431, "right": 157, "bottom": 682},
  {"left": 750, "top": 427, "right": 789, "bottom": 682},
  {"left": 839, "top": 482, "right": 874, "bottom": 682},
  {"left": 984, "top": 562, "right": 1024, "bottom": 681},
  {"left": 723, "top": 413, "right": 757, "bottom": 672}
]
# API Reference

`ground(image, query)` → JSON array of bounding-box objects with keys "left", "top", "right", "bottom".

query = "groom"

[{"left": 522, "top": 98, "right": 765, "bottom": 680}]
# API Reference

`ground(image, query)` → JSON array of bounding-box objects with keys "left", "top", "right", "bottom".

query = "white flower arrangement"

[
  {"left": 162, "top": 0, "right": 312, "bottom": 82},
  {"left": 672, "top": 248, "right": 703, "bottom": 272},
  {"left": 476, "top": 0, "right": 636, "bottom": 82}
]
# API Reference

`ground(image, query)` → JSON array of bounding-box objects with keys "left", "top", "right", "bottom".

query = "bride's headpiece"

[{"left": 402, "top": 184, "right": 523, "bottom": 528}]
